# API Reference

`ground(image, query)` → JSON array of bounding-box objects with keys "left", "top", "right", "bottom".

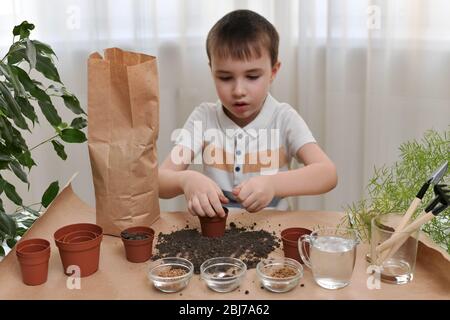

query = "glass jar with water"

[{"left": 299, "top": 228, "right": 359, "bottom": 290}]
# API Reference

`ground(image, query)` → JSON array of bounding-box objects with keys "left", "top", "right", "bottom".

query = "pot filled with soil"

[
  {"left": 54, "top": 223, "right": 103, "bottom": 277},
  {"left": 16, "top": 238, "right": 51, "bottom": 286},
  {"left": 281, "top": 227, "right": 312, "bottom": 264},
  {"left": 198, "top": 207, "right": 229, "bottom": 238},
  {"left": 121, "top": 226, "right": 155, "bottom": 263}
]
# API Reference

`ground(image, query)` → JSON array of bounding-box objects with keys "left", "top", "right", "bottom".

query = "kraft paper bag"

[{"left": 88, "top": 47, "right": 160, "bottom": 236}]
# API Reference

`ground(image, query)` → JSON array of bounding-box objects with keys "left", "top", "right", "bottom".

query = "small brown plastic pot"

[
  {"left": 281, "top": 227, "right": 312, "bottom": 264},
  {"left": 121, "top": 226, "right": 155, "bottom": 263},
  {"left": 16, "top": 238, "right": 50, "bottom": 286},
  {"left": 54, "top": 223, "right": 103, "bottom": 277},
  {"left": 198, "top": 207, "right": 229, "bottom": 238}
]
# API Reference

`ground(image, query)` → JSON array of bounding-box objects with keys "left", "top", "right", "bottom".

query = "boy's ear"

[{"left": 270, "top": 61, "right": 281, "bottom": 82}]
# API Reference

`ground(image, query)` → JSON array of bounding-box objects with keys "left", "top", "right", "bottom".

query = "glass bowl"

[
  {"left": 148, "top": 257, "right": 194, "bottom": 293},
  {"left": 200, "top": 257, "right": 247, "bottom": 293},
  {"left": 256, "top": 258, "right": 304, "bottom": 293}
]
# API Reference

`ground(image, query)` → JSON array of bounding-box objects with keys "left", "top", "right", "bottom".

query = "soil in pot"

[{"left": 121, "top": 226, "right": 155, "bottom": 263}]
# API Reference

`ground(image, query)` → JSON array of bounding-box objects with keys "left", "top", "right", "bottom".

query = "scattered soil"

[
  {"left": 121, "top": 231, "right": 150, "bottom": 240},
  {"left": 158, "top": 268, "right": 187, "bottom": 278},
  {"left": 269, "top": 267, "right": 298, "bottom": 278},
  {"left": 153, "top": 223, "right": 280, "bottom": 274}
]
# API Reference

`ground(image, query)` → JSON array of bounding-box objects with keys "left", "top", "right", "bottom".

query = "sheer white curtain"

[{"left": 1, "top": 0, "right": 448, "bottom": 214}]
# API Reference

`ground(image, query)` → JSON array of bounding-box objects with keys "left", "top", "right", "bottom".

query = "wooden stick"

[
  {"left": 379, "top": 198, "right": 421, "bottom": 261},
  {"left": 376, "top": 211, "right": 434, "bottom": 253}
]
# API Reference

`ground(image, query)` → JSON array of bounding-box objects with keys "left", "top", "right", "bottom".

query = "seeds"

[
  {"left": 158, "top": 268, "right": 187, "bottom": 277},
  {"left": 269, "top": 267, "right": 298, "bottom": 278}
]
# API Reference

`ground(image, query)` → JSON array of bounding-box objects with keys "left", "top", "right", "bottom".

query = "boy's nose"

[{"left": 232, "top": 81, "right": 246, "bottom": 97}]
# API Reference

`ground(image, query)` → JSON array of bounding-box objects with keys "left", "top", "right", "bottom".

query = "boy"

[{"left": 158, "top": 9, "right": 337, "bottom": 218}]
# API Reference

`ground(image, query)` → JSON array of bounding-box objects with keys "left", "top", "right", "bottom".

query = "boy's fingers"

[
  {"left": 187, "top": 200, "right": 196, "bottom": 216},
  {"left": 209, "top": 193, "right": 226, "bottom": 217},
  {"left": 247, "top": 199, "right": 260, "bottom": 212},
  {"left": 242, "top": 192, "right": 257, "bottom": 208},
  {"left": 199, "top": 194, "right": 217, "bottom": 218},
  {"left": 192, "top": 197, "right": 205, "bottom": 217}
]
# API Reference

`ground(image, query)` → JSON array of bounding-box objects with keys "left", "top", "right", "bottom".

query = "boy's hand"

[
  {"left": 232, "top": 176, "right": 275, "bottom": 212},
  {"left": 180, "top": 171, "right": 229, "bottom": 218}
]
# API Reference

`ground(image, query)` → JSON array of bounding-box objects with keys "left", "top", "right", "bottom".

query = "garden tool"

[
  {"left": 376, "top": 184, "right": 450, "bottom": 256},
  {"left": 394, "top": 162, "right": 447, "bottom": 236},
  {"left": 378, "top": 162, "right": 448, "bottom": 261}
]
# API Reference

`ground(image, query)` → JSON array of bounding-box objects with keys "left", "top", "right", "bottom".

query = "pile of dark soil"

[{"left": 153, "top": 223, "right": 280, "bottom": 274}]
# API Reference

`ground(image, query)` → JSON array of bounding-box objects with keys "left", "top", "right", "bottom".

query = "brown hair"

[{"left": 206, "top": 10, "right": 279, "bottom": 67}]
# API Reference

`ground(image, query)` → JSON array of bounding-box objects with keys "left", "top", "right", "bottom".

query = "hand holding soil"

[
  {"left": 232, "top": 176, "right": 275, "bottom": 212},
  {"left": 181, "top": 170, "right": 229, "bottom": 217}
]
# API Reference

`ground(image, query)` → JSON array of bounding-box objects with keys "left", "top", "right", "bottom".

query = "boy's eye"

[
  {"left": 218, "top": 76, "right": 232, "bottom": 81},
  {"left": 247, "top": 75, "right": 260, "bottom": 80}
]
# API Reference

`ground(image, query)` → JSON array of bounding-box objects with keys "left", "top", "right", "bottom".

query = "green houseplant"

[
  {"left": 0, "top": 21, "right": 87, "bottom": 256},
  {"left": 341, "top": 129, "right": 450, "bottom": 253}
]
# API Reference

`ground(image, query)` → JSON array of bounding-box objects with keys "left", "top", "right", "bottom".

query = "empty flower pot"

[
  {"left": 63, "top": 231, "right": 98, "bottom": 244},
  {"left": 121, "top": 226, "right": 155, "bottom": 263},
  {"left": 54, "top": 223, "right": 103, "bottom": 277},
  {"left": 281, "top": 227, "right": 312, "bottom": 264},
  {"left": 198, "top": 207, "right": 229, "bottom": 238},
  {"left": 16, "top": 238, "right": 51, "bottom": 286}
]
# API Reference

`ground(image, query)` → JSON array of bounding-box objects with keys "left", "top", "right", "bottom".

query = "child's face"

[{"left": 210, "top": 51, "right": 280, "bottom": 127}]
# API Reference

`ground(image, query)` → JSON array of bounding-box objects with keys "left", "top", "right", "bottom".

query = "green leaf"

[
  {"left": 17, "top": 150, "right": 36, "bottom": 171},
  {"left": 16, "top": 227, "right": 27, "bottom": 236},
  {"left": 60, "top": 128, "right": 87, "bottom": 143},
  {"left": 7, "top": 45, "right": 27, "bottom": 65},
  {"left": 0, "top": 246, "right": 5, "bottom": 256},
  {"left": 13, "top": 21, "right": 35, "bottom": 39},
  {"left": 70, "top": 117, "right": 87, "bottom": 129},
  {"left": 26, "top": 39, "right": 37, "bottom": 69},
  {"left": 32, "top": 40, "right": 57, "bottom": 58},
  {"left": 51, "top": 140, "right": 67, "bottom": 160},
  {"left": 0, "top": 82, "right": 29, "bottom": 130},
  {"left": 38, "top": 100, "right": 62, "bottom": 126},
  {"left": 6, "top": 238, "right": 17, "bottom": 248},
  {"left": 21, "top": 219, "right": 36, "bottom": 228},
  {"left": 35, "top": 53, "right": 61, "bottom": 83},
  {"left": 41, "top": 181, "right": 59, "bottom": 208},
  {"left": 16, "top": 96, "right": 38, "bottom": 125},
  {"left": 0, "top": 63, "right": 27, "bottom": 97},
  {"left": 62, "top": 94, "right": 85, "bottom": 115},
  {"left": 8, "top": 160, "right": 28, "bottom": 183},
  {"left": 0, "top": 177, "right": 23, "bottom": 205},
  {"left": 0, "top": 117, "right": 28, "bottom": 153},
  {"left": 0, "top": 211, "right": 17, "bottom": 237},
  {"left": 12, "top": 66, "right": 51, "bottom": 103}
]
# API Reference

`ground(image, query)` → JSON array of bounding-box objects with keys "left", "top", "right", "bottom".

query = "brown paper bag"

[{"left": 87, "top": 47, "right": 160, "bottom": 236}]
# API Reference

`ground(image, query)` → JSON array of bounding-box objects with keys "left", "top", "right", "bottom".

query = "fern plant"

[{"left": 341, "top": 129, "right": 450, "bottom": 253}]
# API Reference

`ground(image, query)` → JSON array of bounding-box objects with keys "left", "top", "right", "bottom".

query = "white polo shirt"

[{"left": 174, "top": 94, "right": 316, "bottom": 210}]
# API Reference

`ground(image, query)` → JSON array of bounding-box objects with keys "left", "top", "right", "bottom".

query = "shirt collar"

[{"left": 216, "top": 93, "right": 278, "bottom": 139}]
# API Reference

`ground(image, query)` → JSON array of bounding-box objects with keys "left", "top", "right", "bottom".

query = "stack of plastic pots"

[
  {"left": 54, "top": 223, "right": 103, "bottom": 277},
  {"left": 281, "top": 227, "right": 312, "bottom": 264},
  {"left": 121, "top": 226, "right": 155, "bottom": 263},
  {"left": 16, "top": 238, "right": 51, "bottom": 286}
]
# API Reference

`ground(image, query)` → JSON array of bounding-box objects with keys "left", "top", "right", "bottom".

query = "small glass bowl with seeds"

[
  {"left": 148, "top": 257, "right": 194, "bottom": 293},
  {"left": 256, "top": 258, "right": 304, "bottom": 293}
]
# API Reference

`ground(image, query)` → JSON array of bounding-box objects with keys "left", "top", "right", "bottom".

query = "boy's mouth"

[{"left": 233, "top": 102, "right": 249, "bottom": 110}]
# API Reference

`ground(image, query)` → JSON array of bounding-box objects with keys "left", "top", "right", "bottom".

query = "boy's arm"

[
  {"left": 271, "top": 142, "right": 337, "bottom": 197},
  {"left": 158, "top": 145, "right": 192, "bottom": 199},
  {"left": 233, "top": 143, "right": 337, "bottom": 212}
]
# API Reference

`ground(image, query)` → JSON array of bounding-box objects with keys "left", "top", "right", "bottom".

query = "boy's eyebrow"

[{"left": 214, "top": 68, "right": 264, "bottom": 74}]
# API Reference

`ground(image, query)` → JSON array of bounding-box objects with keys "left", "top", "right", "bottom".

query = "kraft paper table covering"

[{"left": 0, "top": 184, "right": 449, "bottom": 300}]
